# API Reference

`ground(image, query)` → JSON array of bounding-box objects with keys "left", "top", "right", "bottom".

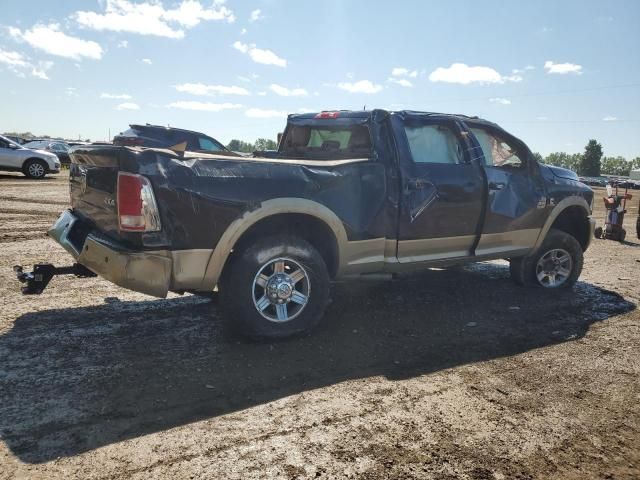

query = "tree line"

[
  {"left": 535, "top": 139, "right": 640, "bottom": 177},
  {"left": 226, "top": 138, "right": 278, "bottom": 153}
]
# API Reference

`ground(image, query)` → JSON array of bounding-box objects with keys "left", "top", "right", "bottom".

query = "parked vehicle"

[
  {"left": 0, "top": 134, "right": 60, "bottom": 178},
  {"left": 22, "top": 140, "right": 71, "bottom": 164},
  {"left": 3, "top": 135, "right": 28, "bottom": 145},
  {"left": 113, "top": 124, "right": 236, "bottom": 155},
  {"left": 16, "top": 110, "right": 595, "bottom": 338}
]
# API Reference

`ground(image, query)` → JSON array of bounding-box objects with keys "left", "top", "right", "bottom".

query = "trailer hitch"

[{"left": 13, "top": 263, "right": 96, "bottom": 295}]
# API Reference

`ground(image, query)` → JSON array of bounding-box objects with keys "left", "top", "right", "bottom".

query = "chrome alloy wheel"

[
  {"left": 535, "top": 248, "right": 573, "bottom": 287},
  {"left": 252, "top": 257, "right": 310, "bottom": 323},
  {"left": 28, "top": 162, "right": 45, "bottom": 178}
]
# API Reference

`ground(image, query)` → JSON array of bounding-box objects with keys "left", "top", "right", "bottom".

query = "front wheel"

[
  {"left": 219, "top": 235, "right": 330, "bottom": 339},
  {"left": 509, "top": 228, "right": 583, "bottom": 289},
  {"left": 23, "top": 159, "right": 48, "bottom": 179}
]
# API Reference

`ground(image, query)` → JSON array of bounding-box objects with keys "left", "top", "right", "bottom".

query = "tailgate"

[{"left": 69, "top": 145, "right": 121, "bottom": 239}]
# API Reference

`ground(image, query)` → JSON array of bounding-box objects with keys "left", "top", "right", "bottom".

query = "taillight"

[
  {"left": 117, "top": 172, "right": 161, "bottom": 232},
  {"left": 314, "top": 111, "right": 340, "bottom": 119}
]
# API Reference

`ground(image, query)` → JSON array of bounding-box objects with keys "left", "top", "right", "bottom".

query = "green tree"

[
  {"left": 253, "top": 138, "right": 278, "bottom": 151},
  {"left": 631, "top": 157, "right": 640, "bottom": 170},
  {"left": 601, "top": 156, "right": 632, "bottom": 176},
  {"left": 532, "top": 152, "right": 543, "bottom": 163},
  {"left": 579, "top": 139, "right": 603, "bottom": 176},
  {"left": 226, "top": 139, "right": 254, "bottom": 153}
]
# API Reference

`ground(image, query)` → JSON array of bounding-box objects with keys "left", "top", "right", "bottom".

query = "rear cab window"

[{"left": 279, "top": 124, "right": 372, "bottom": 160}]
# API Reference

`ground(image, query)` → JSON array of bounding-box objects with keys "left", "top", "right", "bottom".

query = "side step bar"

[{"left": 14, "top": 263, "right": 96, "bottom": 295}]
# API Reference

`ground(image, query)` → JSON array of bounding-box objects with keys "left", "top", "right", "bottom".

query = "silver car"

[{"left": 0, "top": 135, "right": 60, "bottom": 179}]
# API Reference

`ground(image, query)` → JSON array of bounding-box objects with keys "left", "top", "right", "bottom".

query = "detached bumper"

[{"left": 49, "top": 210, "right": 171, "bottom": 297}]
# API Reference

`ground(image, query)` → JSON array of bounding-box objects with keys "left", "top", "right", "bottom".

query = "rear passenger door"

[
  {"left": 467, "top": 126, "right": 547, "bottom": 256},
  {"left": 392, "top": 115, "right": 485, "bottom": 262}
]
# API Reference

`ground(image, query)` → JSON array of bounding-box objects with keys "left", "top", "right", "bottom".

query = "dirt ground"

[{"left": 0, "top": 171, "right": 639, "bottom": 480}]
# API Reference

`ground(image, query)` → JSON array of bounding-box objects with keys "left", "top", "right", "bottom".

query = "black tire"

[
  {"left": 509, "top": 228, "right": 583, "bottom": 289},
  {"left": 594, "top": 226, "right": 603, "bottom": 239},
  {"left": 219, "top": 235, "right": 330, "bottom": 339},
  {"left": 23, "top": 158, "right": 48, "bottom": 179},
  {"left": 619, "top": 229, "right": 626, "bottom": 242}
]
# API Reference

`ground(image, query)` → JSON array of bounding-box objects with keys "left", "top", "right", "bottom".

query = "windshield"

[
  {"left": 279, "top": 125, "right": 371, "bottom": 159},
  {"left": 0, "top": 135, "right": 23, "bottom": 149}
]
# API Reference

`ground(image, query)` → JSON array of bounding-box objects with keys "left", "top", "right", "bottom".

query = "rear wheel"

[
  {"left": 509, "top": 228, "right": 583, "bottom": 289},
  {"left": 594, "top": 226, "right": 603, "bottom": 239},
  {"left": 220, "top": 235, "right": 330, "bottom": 339},
  {"left": 23, "top": 159, "right": 48, "bottom": 179}
]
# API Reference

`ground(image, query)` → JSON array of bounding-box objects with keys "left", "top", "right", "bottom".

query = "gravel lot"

[{"left": 1, "top": 171, "right": 639, "bottom": 480}]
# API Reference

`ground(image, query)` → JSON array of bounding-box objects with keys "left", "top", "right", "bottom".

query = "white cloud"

[
  {"left": 9, "top": 24, "right": 103, "bottom": 60},
  {"left": 101, "top": 92, "right": 132, "bottom": 99},
  {"left": 249, "top": 9, "right": 262, "bottom": 22},
  {"left": 117, "top": 40, "right": 128, "bottom": 48},
  {"left": 167, "top": 101, "right": 242, "bottom": 112},
  {"left": 142, "top": 58, "right": 152, "bottom": 64},
  {"left": 544, "top": 61, "right": 583, "bottom": 75},
  {"left": 489, "top": 97, "right": 511, "bottom": 105},
  {"left": 31, "top": 61, "right": 53, "bottom": 80},
  {"left": 240, "top": 27, "right": 247, "bottom": 35},
  {"left": 269, "top": 84, "right": 308, "bottom": 97},
  {"left": 388, "top": 77, "right": 413, "bottom": 88},
  {"left": 75, "top": 0, "right": 235, "bottom": 39},
  {"left": 116, "top": 102, "right": 140, "bottom": 110},
  {"left": 232, "top": 41, "right": 286, "bottom": 67},
  {"left": 0, "top": 47, "right": 52, "bottom": 79},
  {"left": 391, "top": 67, "right": 417, "bottom": 78},
  {"left": 536, "top": 116, "right": 548, "bottom": 121},
  {"left": 245, "top": 108, "right": 287, "bottom": 118},
  {"left": 257, "top": 91, "right": 267, "bottom": 96},
  {"left": 336, "top": 80, "right": 383, "bottom": 94},
  {"left": 174, "top": 82, "right": 249, "bottom": 96},
  {"left": 66, "top": 87, "right": 78, "bottom": 97},
  {"left": 428, "top": 63, "right": 522, "bottom": 85},
  {"left": 602, "top": 116, "right": 617, "bottom": 122},
  {"left": 0, "top": 48, "right": 29, "bottom": 67}
]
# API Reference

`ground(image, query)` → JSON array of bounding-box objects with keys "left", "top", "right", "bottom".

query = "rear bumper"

[{"left": 48, "top": 210, "right": 212, "bottom": 297}]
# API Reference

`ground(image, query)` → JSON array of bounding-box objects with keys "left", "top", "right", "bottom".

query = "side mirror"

[{"left": 8, "top": 144, "right": 19, "bottom": 149}]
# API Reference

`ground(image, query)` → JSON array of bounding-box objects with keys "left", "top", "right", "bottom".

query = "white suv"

[{"left": 0, "top": 135, "right": 60, "bottom": 179}]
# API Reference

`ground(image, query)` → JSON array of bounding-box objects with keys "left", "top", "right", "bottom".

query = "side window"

[
  {"left": 470, "top": 128, "right": 523, "bottom": 168},
  {"left": 51, "top": 143, "right": 67, "bottom": 152},
  {"left": 0, "top": 139, "right": 8, "bottom": 148},
  {"left": 198, "top": 137, "right": 223, "bottom": 152},
  {"left": 404, "top": 124, "right": 462, "bottom": 164}
]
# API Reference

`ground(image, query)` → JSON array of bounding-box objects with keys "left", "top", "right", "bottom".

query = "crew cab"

[{"left": 17, "top": 110, "right": 595, "bottom": 338}]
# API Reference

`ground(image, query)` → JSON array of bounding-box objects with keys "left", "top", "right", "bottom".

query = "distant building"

[{"left": 631, "top": 169, "right": 640, "bottom": 180}]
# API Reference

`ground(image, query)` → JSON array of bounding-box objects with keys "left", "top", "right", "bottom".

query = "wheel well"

[
  {"left": 549, "top": 206, "right": 590, "bottom": 250},
  {"left": 23, "top": 157, "right": 49, "bottom": 170},
  {"left": 226, "top": 213, "right": 340, "bottom": 278}
]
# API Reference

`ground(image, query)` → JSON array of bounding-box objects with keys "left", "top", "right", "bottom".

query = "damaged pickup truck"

[{"left": 16, "top": 110, "right": 595, "bottom": 338}]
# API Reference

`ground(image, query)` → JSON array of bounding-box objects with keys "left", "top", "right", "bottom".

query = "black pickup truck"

[{"left": 16, "top": 110, "right": 595, "bottom": 338}]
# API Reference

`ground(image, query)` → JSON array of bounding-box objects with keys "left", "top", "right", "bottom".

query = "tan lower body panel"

[
  {"left": 396, "top": 235, "right": 476, "bottom": 263},
  {"left": 475, "top": 229, "right": 540, "bottom": 256}
]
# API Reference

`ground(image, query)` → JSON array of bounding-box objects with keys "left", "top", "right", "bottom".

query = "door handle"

[
  {"left": 407, "top": 178, "right": 430, "bottom": 191},
  {"left": 488, "top": 181, "right": 505, "bottom": 191}
]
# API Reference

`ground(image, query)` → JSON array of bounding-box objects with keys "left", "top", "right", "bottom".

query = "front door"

[
  {"left": 467, "top": 125, "right": 547, "bottom": 256},
  {"left": 391, "top": 114, "right": 485, "bottom": 263},
  {"left": 0, "top": 138, "right": 21, "bottom": 168}
]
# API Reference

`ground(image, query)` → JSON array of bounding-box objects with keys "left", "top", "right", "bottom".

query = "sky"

[{"left": 1, "top": 0, "right": 639, "bottom": 158}]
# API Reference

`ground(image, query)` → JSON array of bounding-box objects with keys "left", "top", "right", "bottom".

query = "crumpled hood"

[{"left": 543, "top": 164, "right": 579, "bottom": 181}]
